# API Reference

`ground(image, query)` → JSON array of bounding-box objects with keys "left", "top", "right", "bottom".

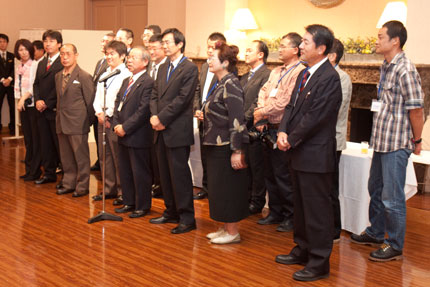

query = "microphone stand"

[{"left": 88, "top": 80, "right": 123, "bottom": 223}]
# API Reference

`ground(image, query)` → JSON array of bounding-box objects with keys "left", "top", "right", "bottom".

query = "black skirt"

[{"left": 205, "top": 145, "right": 249, "bottom": 223}]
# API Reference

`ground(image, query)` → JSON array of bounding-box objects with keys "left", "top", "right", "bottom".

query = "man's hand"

[
  {"left": 150, "top": 115, "right": 166, "bottom": 131},
  {"left": 414, "top": 142, "right": 422, "bottom": 155},
  {"left": 2, "top": 78, "right": 11, "bottom": 87},
  {"left": 277, "top": 132, "right": 291, "bottom": 151},
  {"left": 17, "top": 98, "right": 26, "bottom": 112},
  {"left": 114, "top": 124, "right": 126, "bottom": 137},
  {"left": 35, "top": 100, "right": 47, "bottom": 112},
  {"left": 253, "top": 108, "right": 264, "bottom": 125},
  {"left": 97, "top": 112, "right": 105, "bottom": 124}
]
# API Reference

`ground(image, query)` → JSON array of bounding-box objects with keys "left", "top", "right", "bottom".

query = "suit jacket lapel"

[
  {"left": 289, "top": 63, "right": 326, "bottom": 120},
  {"left": 124, "top": 74, "right": 145, "bottom": 105},
  {"left": 63, "top": 66, "right": 80, "bottom": 96},
  {"left": 162, "top": 59, "right": 185, "bottom": 96}
]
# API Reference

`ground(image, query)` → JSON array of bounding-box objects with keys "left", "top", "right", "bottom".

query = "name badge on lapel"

[{"left": 371, "top": 99, "right": 382, "bottom": 112}]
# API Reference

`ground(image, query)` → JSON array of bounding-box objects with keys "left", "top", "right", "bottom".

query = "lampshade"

[
  {"left": 230, "top": 8, "right": 258, "bottom": 30},
  {"left": 376, "top": 2, "right": 407, "bottom": 28}
]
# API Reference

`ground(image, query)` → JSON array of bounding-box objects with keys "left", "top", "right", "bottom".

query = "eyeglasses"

[{"left": 279, "top": 45, "right": 296, "bottom": 50}]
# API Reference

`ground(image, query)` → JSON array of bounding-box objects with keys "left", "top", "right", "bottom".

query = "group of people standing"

[{"left": 3, "top": 18, "right": 424, "bottom": 282}]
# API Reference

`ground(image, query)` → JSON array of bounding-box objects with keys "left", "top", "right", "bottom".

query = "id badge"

[
  {"left": 371, "top": 99, "right": 382, "bottom": 112},
  {"left": 117, "top": 102, "right": 123, "bottom": 112},
  {"left": 269, "top": 88, "right": 278, "bottom": 98}
]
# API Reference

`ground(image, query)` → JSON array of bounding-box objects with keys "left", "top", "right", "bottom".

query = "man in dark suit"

[
  {"left": 0, "top": 33, "right": 15, "bottom": 134},
  {"left": 193, "top": 32, "right": 226, "bottom": 200},
  {"left": 90, "top": 32, "right": 115, "bottom": 172},
  {"left": 55, "top": 44, "right": 94, "bottom": 197},
  {"left": 275, "top": 25, "right": 342, "bottom": 282},
  {"left": 33, "top": 30, "right": 64, "bottom": 185},
  {"left": 240, "top": 40, "right": 271, "bottom": 214},
  {"left": 113, "top": 46, "right": 154, "bottom": 218},
  {"left": 150, "top": 28, "right": 199, "bottom": 234}
]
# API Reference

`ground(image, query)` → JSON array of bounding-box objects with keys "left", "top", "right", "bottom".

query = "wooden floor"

[{"left": 1, "top": 129, "right": 430, "bottom": 287}]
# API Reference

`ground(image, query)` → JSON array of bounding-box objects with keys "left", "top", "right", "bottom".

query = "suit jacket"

[
  {"left": 279, "top": 60, "right": 342, "bottom": 173},
  {"left": 193, "top": 62, "right": 217, "bottom": 113},
  {"left": 150, "top": 57, "right": 199, "bottom": 148},
  {"left": 113, "top": 71, "right": 154, "bottom": 148},
  {"left": 0, "top": 51, "right": 14, "bottom": 85},
  {"left": 33, "top": 56, "right": 64, "bottom": 120},
  {"left": 240, "top": 64, "right": 271, "bottom": 126},
  {"left": 55, "top": 65, "right": 95, "bottom": 135},
  {"left": 92, "top": 58, "right": 108, "bottom": 86}
]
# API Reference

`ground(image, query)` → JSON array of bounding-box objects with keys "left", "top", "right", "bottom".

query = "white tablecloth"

[{"left": 339, "top": 142, "right": 418, "bottom": 234}]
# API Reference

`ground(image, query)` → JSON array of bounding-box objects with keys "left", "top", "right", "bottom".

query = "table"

[{"left": 339, "top": 142, "right": 418, "bottom": 234}]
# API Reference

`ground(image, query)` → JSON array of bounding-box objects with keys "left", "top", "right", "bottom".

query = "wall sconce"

[{"left": 376, "top": 1, "right": 407, "bottom": 28}]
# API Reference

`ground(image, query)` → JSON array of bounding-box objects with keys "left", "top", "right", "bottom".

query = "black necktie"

[{"left": 167, "top": 63, "right": 174, "bottom": 82}]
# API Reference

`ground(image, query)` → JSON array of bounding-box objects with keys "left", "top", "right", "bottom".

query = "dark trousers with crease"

[
  {"left": 21, "top": 107, "right": 42, "bottom": 178},
  {"left": 37, "top": 112, "right": 59, "bottom": 179},
  {"left": 263, "top": 142, "right": 293, "bottom": 221},
  {"left": 247, "top": 139, "right": 266, "bottom": 209},
  {"left": 156, "top": 133, "right": 195, "bottom": 225},
  {"left": 290, "top": 169, "right": 334, "bottom": 275},
  {"left": 332, "top": 151, "right": 342, "bottom": 238},
  {"left": 118, "top": 144, "right": 152, "bottom": 211}
]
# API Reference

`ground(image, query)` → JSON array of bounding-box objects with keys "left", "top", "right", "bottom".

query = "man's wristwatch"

[{"left": 411, "top": 138, "right": 422, "bottom": 144}]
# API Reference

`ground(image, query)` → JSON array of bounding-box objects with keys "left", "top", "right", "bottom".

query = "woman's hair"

[
  {"left": 215, "top": 42, "right": 239, "bottom": 73},
  {"left": 14, "top": 39, "right": 35, "bottom": 61}
]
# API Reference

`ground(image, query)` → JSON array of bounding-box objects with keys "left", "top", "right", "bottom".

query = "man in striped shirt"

[{"left": 351, "top": 21, "right": 424, "bottom": 262}]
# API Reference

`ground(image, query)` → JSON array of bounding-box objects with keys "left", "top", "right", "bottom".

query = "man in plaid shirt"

[{"left": 351, "top": 21, "right": 424, "bottom": 262}]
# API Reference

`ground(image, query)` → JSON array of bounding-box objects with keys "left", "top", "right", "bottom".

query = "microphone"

[{"left": 98, "top": 69, "right": 121, "bottom": 82}]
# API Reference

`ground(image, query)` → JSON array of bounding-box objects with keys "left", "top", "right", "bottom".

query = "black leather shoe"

[
  {"left": 20, "top": 173, "right": 29, "bottom": 179},
  {"left": 129, "top": 210, "right": 150, "bottom": 218},
  {"left": 56, "top": 187, "right": 75, "bottom": 195},
  {"left": 275, "top": 254, "right": 307, "bottom": 265},
  {"left": 257, "top": 215, "right": 283, "bottom": 225},
  {"left": 149, "top": 216, "right": 179, "bottom": 224},
  {"left": 113, "top": 195, "right": 123, "bottom": 206},
  {"left": 193, "top": 190, "right": 208, "bottom": 200},
  {"left": 24, "top": 175, "right": 41, "bottom": 182},
  {"left": 152, "top": 185, "right": 163, "bottom": 198},
  {"left": 276, "top": 219, "right": 293, "bottom": 232},
  {"left": 369, "top": 243, "right": 403, "bottom": 262},
  {"left": 351, "top": 231, "right": 384, "bottom": 247},
  {"left": 35, "top": 176, "right": 57, "bottom": 184},
  {"left": 92, "top": 193, "right": 118, "bottom": 201},
  {"left": 293, "top": 269, "right": 329, "bottom": 282},
  {"left": 114, "top": 205, "right": 135, "bottom": 213},
  {"left": 90, "top": 163, "right": 100, "bottom": 171},
  {"left": 72, "top": 190, "right": 89, "bottom": 197},
  {"left": 171, "top": 223, "right": 196, "bottom": 234},
  {"left": 249, "top": 203, "right": 263, "bottom": 214},
  {"left": 56, "top": 182, "right": 64, "bottom": 189}
]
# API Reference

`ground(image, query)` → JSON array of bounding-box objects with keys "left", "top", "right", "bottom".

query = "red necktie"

[
  {"left": 299, "top": 70, "right": 310, "bottom": 93},
  {"left": 46, "top": 58, "right": 52, "bottom": 71}
]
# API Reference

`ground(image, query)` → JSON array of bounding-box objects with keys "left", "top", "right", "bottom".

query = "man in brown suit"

[{"left": 55, "top": 44, "right": 95, "bottom": 197}]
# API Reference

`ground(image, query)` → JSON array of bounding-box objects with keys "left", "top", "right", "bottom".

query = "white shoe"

[
  {"left": 206, "top": 228, "right": 225, "bottom": 239},
  {"left": 210, "top": 232, "right": 241, "bottom": 244}
]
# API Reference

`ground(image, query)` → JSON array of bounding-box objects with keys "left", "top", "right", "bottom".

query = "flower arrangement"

[
  {"left": 342, "top": 37, "right": 377, "bottom": 54},
  {"left": 260, "top": 37, "right": 282, "bottom": 52}
]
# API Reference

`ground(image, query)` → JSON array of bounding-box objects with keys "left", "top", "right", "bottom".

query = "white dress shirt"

[{"left": 93, "top": 63, "right": 132, "bottom": 117}]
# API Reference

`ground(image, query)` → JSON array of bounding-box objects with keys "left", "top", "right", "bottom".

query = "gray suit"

[{"left": 55, "top": 65, "right": 95, "bottom": 192}]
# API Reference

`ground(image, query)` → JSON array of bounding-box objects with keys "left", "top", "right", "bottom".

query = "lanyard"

[
  {"left": 166, "top": 56, "right": 187, "bottom": 82},
  {"left": 276, "top": 61, "right": 302, "bottom": 88},
  {"left": 106, "top": 74, "right": 117, "bottom": 90},
  {"left": 121, "top": 79, "right": 134, "bottom": 102},
  {"left": 203, "top": 80, "right": 218, "bottom": 103}
]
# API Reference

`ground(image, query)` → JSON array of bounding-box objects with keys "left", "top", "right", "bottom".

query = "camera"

[
  {"left": 248, "top": 120, "right": 278, "bottom": 150},
  {"left": 24, "top": 98, "right": 32, "bottom": 107}
]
